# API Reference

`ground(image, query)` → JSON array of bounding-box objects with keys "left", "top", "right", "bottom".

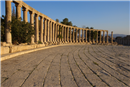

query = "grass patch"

[{"left": 93, "top": 61, "right": 99, "bottom": 65}]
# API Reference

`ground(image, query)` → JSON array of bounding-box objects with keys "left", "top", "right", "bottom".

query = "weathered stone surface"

[
  {"left": 1, "top": 45, "right": 130, "bottom": 87},
  {"left": 1, "top": 46, "right": 10, "bottom": 55}
]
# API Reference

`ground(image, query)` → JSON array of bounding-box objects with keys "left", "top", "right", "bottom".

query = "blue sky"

[{"left": 1, "top": 1, "right": 130, "bottom": 35}]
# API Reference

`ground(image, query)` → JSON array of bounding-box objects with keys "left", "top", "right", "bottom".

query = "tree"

[
  {"left": 86, "top": 27, "right": 89, "bottom": 29},
  {"left": 56, "top": 19, "right": 59, "bottom": 22},
  {"left": 90, "top": 27, "right": 94, "bottom": 29},
  {"left": 61, "top": 18, "right": 73, "bottom": 26},
  {"left": 1, "top": 15, "right": 6, "bottom": 42},
  {"left": 11, "top": 17, "right": 35, "bottom": 44}
]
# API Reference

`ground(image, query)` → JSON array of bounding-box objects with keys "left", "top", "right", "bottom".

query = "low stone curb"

[{"left": 1, "top": 43, "right": 85, "bottom": 61}]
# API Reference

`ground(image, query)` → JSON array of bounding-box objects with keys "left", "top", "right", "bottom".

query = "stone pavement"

[{"left": 1, "top": 44, "right": 130, "bottom": 87}]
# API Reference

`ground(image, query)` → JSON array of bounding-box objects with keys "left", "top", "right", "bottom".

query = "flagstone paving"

[{"left": 1, "top": 44, "right": 130, "bottom": 87}]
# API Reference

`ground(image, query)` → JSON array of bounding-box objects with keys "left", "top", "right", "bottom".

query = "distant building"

[{"left": 116, "top": 35, "right": 130, "bottom": 45}]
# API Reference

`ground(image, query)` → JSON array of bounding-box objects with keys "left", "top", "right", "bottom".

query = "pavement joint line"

[
  {"left": 93, "top": 46, "right": 130, "bottom": 73},
  {"left": 73, "top": 47, "right": 94, "bottom": 87},
  {"left": 1, "top": 44, "right": 86, "bottom": 61},
  {"left": 87, "top": 46, "right": 129, "bottom": 86},
  {"left": 79, "top": 46, "right": 110, "bottom": 87},
  {"left": 67, "top": 47, "right": 79, "bottom": 87},
  {"left": 42, "top": 53, "right": 58, "bottom": 87}
]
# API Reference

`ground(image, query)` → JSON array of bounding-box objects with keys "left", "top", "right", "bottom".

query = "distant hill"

[{"left": 108, "top": 34, "right": 127, "bottom": 38}]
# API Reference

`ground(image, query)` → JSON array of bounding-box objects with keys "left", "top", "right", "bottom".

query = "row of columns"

[{"left": 5, "top": 1, "right": 113, "bottom": 44}]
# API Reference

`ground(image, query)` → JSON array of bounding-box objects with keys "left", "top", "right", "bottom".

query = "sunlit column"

[
  {"left": 89, "top": 30, "right": 91, "bottom": 42},
  {"left": 52, "top": 22, "right": 54, "bottom": 42},
  {"left": 57, "top": 25, "right": 59, "bottom": 42},
  {"left": 15, "top": 3, "right": 21, "bottom": 19},
  {"left": 5, "top": 1, "right": 12, "bottom": 43},
  {"left": 44, "top": 18, "right": 47, "bottom": 42},
  {"left": 47, "top": 20, "right": 49, "bottom": 42},
  {"left": 62, "top": 26, "right": 64, "bottom": 42},
  {"left": 103, "top": 31, "right": 105, "bottom": 43},
  {"left": 96, "top": 30, "right": 98, "bottom": 43},
  {"left": 30, "top": 11, "right": 34, "bottom": 44},
  {"left": 39, "top": 16, "right": 43, "bottom": 43},
  {"left": 35, "top": 14, "right": 39, "bottom": 42},
  {"left": 64, "top": 27, "right": 66, "bottom": 42},
  {"left": 92, "top": 30, "right": 95, "bottom": 43},
  {"left": 82, "top": 29, "right": 84, "bottom": 42},
  {"left": 73, "top": 28, "right": 75, "bottom": 42},
  {"left": 67, "top": 27, "right": 69, "bottom": 42},
  {"left": 55, "top": 24, "right": 57, "bottom": 42},
  {"left": 106, "top": 31, "right": 108, "bottom": 43},
  {"left": 76, "top": 28, "right": 78, "bottom": 42},
  {"left": 69, "top": 27, "right": 72, "bottom": 42},
  {"left": 85, "top": 29, "right": 87, "bottom": 42},
  {"left": 99, "top": 31, "right": 101, "bottom": 43},
  {"left": 111, "top": 31, "right": 113, "bottom": 43},
  {"left": 79, "top": 29, "right": 81, "bottom": 42},
  {"left": 50, "top": 21, "right": 52, "bottom": 42},
  {"left": 23, "top": 7, "right": 28, "bottom": 22}
]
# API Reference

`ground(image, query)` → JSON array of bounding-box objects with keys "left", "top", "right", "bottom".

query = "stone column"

[
  {"left": 89, "top": 30, "right": 91, "bottom": 43},
  {"left": 52, "top": 22, "right": 54, "bottom": 42},
  {"left": 92, "top": 30, "right": 95, "bottom": 43},
  {"left": 67, "top": 27, "right": 69, "bottom": 42},
  {"left": 85, "top": 29, "right": 87, "bottom": 42},
  {"left": 47, "top": 20, "right": 49, "bottom": 42},
  {"left": 62, "top": 26, "right": 64, "bottom": 42},
  {"left": 73, "top": 28, "right": 75, "bottom": 42},
  {"left": 57, "top": 25, "right": 59, "bottom": 42},
  {"left": 69, "top": 27, "right": 72, "bottom": 42},
  {"left": 103, "top": 31, "right": 105, "bottom": 43},
  {"left": 79, "top": 29, "right": 81, "bottom": 42},
  {"left": 50, "top": 21, "right": 52, "bottom": 42},
  {"left": 64, "top": 27, "right": 66, "bottom": 42},
  {"left": 99, "top": 31, "right": 101, "bottom": 43},
  {"left": 44, "top": 18, "right": 47, "bottom": 42},
  {"left": 55, "top": 24, "right": 57, "bottom": 42},
  {"left": 15, "top": 3, "right": 21, "bottom": 19},
  {"left": 111, "top": 31, "right": 113, "bottom": 44},
  {"left": 30, "top": 11, "right": 34, "bottom": 44},
  {"left": 23, "top": 7, "right": 28, "bottom": 22},
  {"left": 82, "top": 29, "right": 84, "bottom": 42},
  {"left": 106, "top": 31, "right": 108, "bottom": 43},
  {"left": 5, "top": 1, "right": 12, "bottom": 44},
  {"left": 40, "top": 16, "right": 43, "bottom": 43},
  {"left": 76, "top": 28, "right": 78, "bottom": 42},
  {"left": 35, "top": 14, "right": 39, "bottom": 43},
  {"left": 96, "top": 31, "right": 98, "bottom": 43}
]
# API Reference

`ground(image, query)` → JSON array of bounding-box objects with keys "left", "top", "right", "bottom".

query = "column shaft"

[
  {"left": 23, "top": 8, "right": 28, "bottom": 22},
  {"left": 67, "top": 27, "right": 69, "bottom": 42},
  {"left": 86, "top": 30, "right": 87, "bottom": 42},
  {"left": 82, "top": 29, "right": 84, "bottom": 42},
  {"left": 50, "top": 21, "right": 52, "bottom": 42},
  {"left": 40, "top": 17, "right": 43, "bottom": 43},
  {"left": 35, "top": 14, "right": 39, "bottom": 42},
  {"left": 111, "top": 31, "right": 113, "bottom": 43},
  {"left": 44, "top": 19, "right": 47, "bottom": 42},
  {"left": 96, "top": 31, "right": 98, "bottom": 43},
  {"left": 76, "top": 29, "right": 78, "bottom": 42},
  {"left": 30, "top": 11, "right": 34, "bottom": 44},
  {"left": 92, "top": 31, "right": 95, "bottom": 43},
  {"left": 47, "top": 20, "right": 49, "bottom": 42},
  {"left": 16, "top": 3, "right": 21, "bottom": 19},
  {"left": 106, "top": 31, "right": 108, "bottom": 43},
  {"left": 79, "top": 29, "right": 81, "bottom": 42},
  {"left": 73, "top": 28, "right": 75, "bottom": 42},
  {"left": 57, "top": 25, "right": 59, "bottom": 42},
  {"left": 52, "top": 23, "right": 54, "bottom": 42},
  {"left": 62, "top": 26, "right": 63, "bottom": 42},
  {"left": 103, "top": 31, "right": 105, "bottom": 43},
  {"left": 55, "top": 24, "right": 57, "bottom": 42},
  {"left": 69, "top": 28, "right": 72, "bottom": 42},
  {"left": 89, "top": 30, "right": 91, "bottom": 42},
  {"left": 5, "top": 1, "right": 12, "bottom": 43},
  {"left": 100, "top": 31, "right": 101, "bottom": 43},
  {"left": 64, "top": 27, "right": 66, "bottom": 42}
]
